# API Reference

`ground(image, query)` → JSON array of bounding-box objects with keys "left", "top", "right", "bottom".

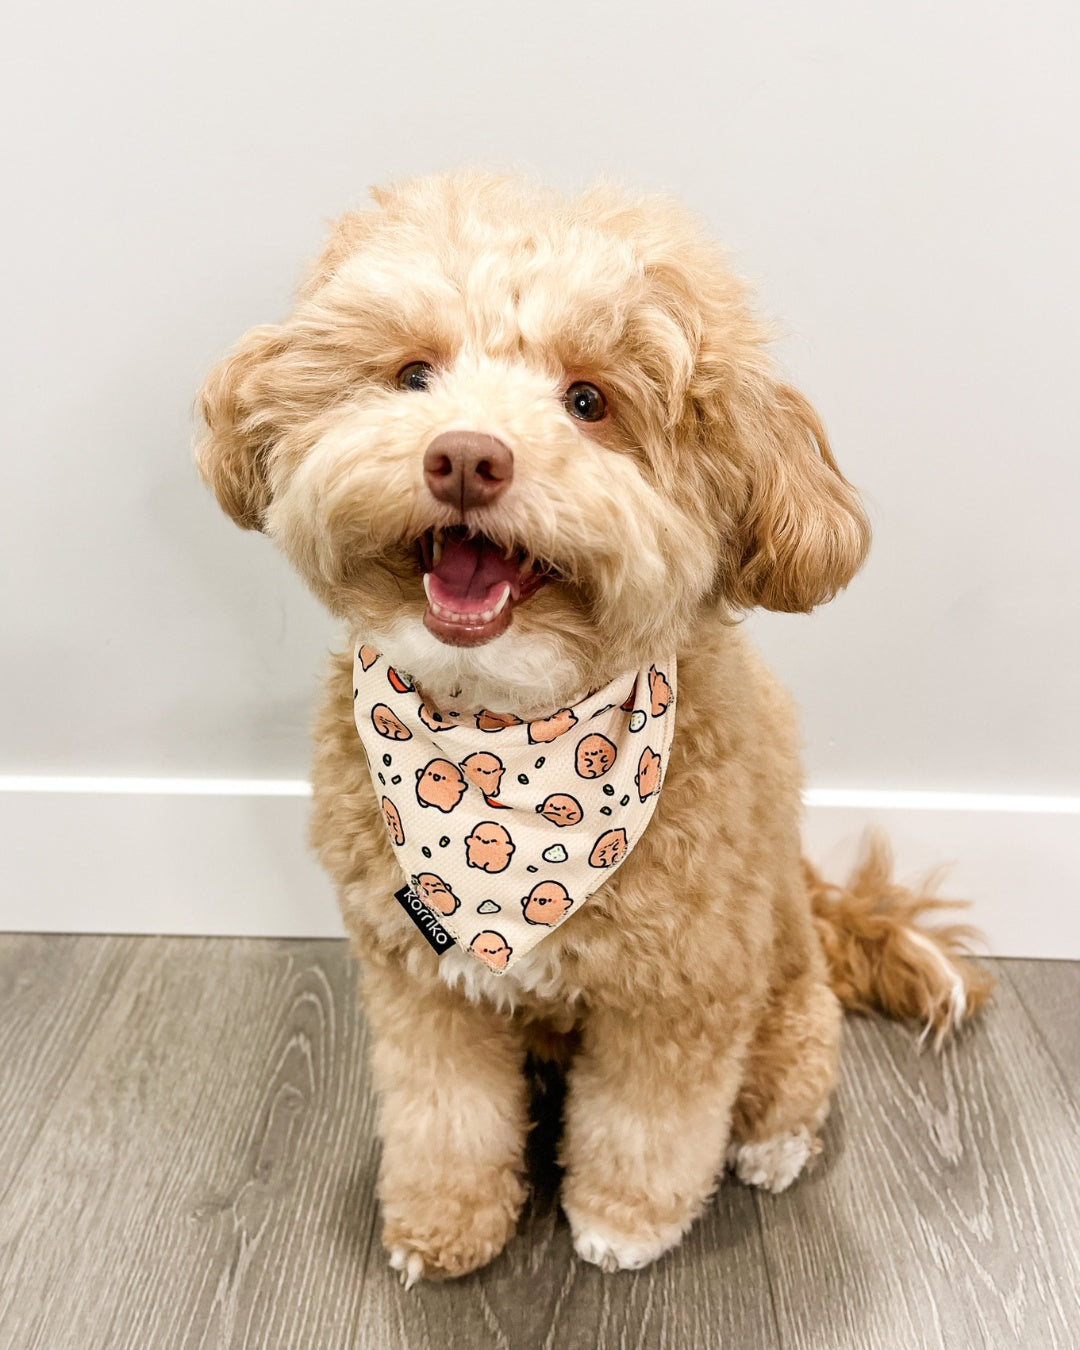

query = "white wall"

[{"left": 3, "top": 0, "right": 1078, "bottom": 947}]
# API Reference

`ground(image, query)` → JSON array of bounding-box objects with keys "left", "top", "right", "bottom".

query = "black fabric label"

[{"left": 393, "top": 885, "right": 455, "bottom": 955}]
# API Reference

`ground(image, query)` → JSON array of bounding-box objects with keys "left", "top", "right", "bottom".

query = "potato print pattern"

[
  {"left": 415, "top": 759, "right": 468, "bottom": 812},
  {"left": 414, "top": 872, "right": 460, "bottom": 916},
  {"left": 371, "top": 704, "right": 412, "bottom": 740},
  {"left": 353, "top": 644, "right": 675, "bottom": 973}
]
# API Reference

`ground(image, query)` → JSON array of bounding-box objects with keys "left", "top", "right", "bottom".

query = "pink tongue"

[{"left": 427, "top": 535, "right": 519, "bottom": 615}]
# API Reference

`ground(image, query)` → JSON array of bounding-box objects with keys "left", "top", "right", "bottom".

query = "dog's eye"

[
  {"left": 398, "top": 361, "right": 435, "bottom": 391},
  {"left": 564, "top": 382, "right": 606, "bottom": 422}
]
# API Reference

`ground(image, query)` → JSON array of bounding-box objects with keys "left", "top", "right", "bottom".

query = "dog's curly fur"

[{"left": 195, "top": 171, "right": 990, "bottom": 1281}]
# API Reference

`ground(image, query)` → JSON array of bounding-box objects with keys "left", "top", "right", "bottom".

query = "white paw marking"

[
  {"left": 387, "top": 1246, "right": 425, "bottom": 1290},
  {"left": 728, "top": 1126, "right": 815, "bottom": 1194},
  {"left": 570, "top": 1221, "right": 681, "bottom": 1272}
]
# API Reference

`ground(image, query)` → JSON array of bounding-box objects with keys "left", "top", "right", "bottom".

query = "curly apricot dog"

[{"left": 196, "top": 172, "right": 990, "bottom": 1282}]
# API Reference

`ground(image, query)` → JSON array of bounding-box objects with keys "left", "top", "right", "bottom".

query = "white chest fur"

[
  {"left": 437, "top": 941, "right": 583, "bottom": 1012},
  {"left": 369, "top": 618, "right": 588, "bottom": 721}
]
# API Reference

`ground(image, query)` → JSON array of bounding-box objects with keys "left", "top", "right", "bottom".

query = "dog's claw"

[{"left": 388, "top": 1246, "right": 426, "bottom": 1289}]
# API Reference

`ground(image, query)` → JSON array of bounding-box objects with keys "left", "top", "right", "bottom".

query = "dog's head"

[{"left": 196, "top": 173, "right": 869, "bottom": 708}]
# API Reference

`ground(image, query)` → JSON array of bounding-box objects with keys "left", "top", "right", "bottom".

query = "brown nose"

[{"left": 423, "top": 431, "right": 513, "bottom": 510}]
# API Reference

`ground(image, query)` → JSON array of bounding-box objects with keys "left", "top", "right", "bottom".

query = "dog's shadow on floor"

[{"left": 521, "top": 1053, "right": 569, "bottom": 1217}]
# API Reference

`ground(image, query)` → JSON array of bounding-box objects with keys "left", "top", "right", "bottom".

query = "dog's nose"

[{"left": 423, "top": 431, "right": 514, "bottom": 510}]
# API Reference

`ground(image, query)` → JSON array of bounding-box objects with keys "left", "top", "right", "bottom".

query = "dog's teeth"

[
  {"left": 431, "top": 530, "right": 444, "bottom": 565},
  {"left": 424, "top": 581, "right": 512, "bottom": 627}
]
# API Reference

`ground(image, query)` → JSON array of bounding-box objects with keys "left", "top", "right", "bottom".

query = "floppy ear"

[
  {"left": 727, "top": 380, "right": 870, "bottom": 612},
  {"left": 195, "top": 209, "right": 380, "bottom": 531},
  {"left": 598, "top": 195, "right": 869, "bottom": 612},
  {"left": 194, "top": 325, "right": 289, "bottom": 532}
]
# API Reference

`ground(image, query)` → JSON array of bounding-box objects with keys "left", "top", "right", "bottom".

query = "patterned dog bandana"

[{"left": 352, "top": 642, "right": 677, "bottom": 973}]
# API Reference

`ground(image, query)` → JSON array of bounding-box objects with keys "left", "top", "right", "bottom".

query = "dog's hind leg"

[{"left": 726, "top": 973, "right": 842, "bottom": 1193}]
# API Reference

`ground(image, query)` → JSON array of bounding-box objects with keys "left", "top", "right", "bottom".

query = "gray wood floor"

[{"left": 0, "top": 938, "right": 1077, "bottom": 1350}]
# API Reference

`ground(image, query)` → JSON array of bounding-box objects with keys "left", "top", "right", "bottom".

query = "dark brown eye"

[
  {"left": 398, "top": 361, "right": 435, "bottom": 391},
  {"left": 564, "top": 382, "right": 606, "bottom": 422}
]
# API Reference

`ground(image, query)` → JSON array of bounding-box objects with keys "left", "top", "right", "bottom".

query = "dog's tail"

[{"left": 806, "top": 833, "right": 994, "bottom": 1048}]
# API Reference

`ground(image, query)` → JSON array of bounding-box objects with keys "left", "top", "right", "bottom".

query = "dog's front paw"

[
  {"left": 569, "top": 1220, "right": 682, "bottom": 1273},
  {"left": 563, "top": 1199, "right": 691, "bottom": 1273},
  {"left": 381, "top": 1169, "right": 526, "bottom": 1284}
]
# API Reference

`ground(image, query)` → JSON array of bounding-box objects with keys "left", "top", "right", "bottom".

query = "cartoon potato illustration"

[
  {"left": 370, "top": 703, "right": 412, "bottom": 740},
  {"left": 575, "top": 732, "right": 618, "bottom": 779},
  {"left": 465, "top": 821, "right": 516, "bottom": 873},
  {"left": 536, "top": 793, "right": 584, "bottom": 827},
  {"left": 415, "top": 758, "right": 468, "bottom": 813},
  {"left": 469, "top": 930, "right": 513, "bottom": 971},
  {"left": 358, "top": 644, "right": 379, "bottom": 671},
  {"left": 521, "top": 880, "right": 574, "bottom": 926},
  {"left": 460, "top": 751, "right": 506, "bottom": 801},
  {"left": 649, "top": 665, "right": 672, "bottom": 717},
  {"left": 381, "top": 797, "right": 405, "bottom": 846},
  {"left": 414, "top": 872, "right": 460, "bottom": 916},
  {"left": 589, "top": 827, "right": 628, "bottom": 868},
  {"left": 635, "top": 746, "right": 662, "bottom": 801},
  {"left": 528, "top": 708, "right": 578, "bottom": 743},
  {"left": 387, "top": 666, "right": 414, "bottom": 693},
  {"left": 476, "top": 709, "right": 523, "bottom": 731},
  {"left": 418, "top": 702, "right": 459, "bottom": 732}
]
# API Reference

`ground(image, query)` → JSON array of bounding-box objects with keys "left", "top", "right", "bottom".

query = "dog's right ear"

[
  {"left": 195, "top": 210, "right": 381, "bottom": 531},
  {"left": 194, "top": 325, "right": 289, "bottom": 532}
]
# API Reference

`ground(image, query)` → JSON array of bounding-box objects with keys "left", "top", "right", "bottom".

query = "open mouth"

[{"left": 417, "top": 526, "right": 551, "bottom": 647}]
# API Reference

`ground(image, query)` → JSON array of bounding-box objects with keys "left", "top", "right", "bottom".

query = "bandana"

[{"left": 352, "top": 642, "right": 677, "bottom": 974}]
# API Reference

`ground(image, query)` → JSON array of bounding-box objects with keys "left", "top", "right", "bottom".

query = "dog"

[{"left": 195, "top": 171, "right": 991, "bottom": 1283}]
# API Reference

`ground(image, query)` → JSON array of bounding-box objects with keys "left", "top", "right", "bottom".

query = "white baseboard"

[
  {"left": 1, "top": 779, "right": 1076, "bottom": 958},
  {"left": 801, "top": 794, "right": 1079, "bottom": 960}
]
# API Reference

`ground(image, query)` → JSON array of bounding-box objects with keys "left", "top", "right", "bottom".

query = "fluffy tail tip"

[{"left": 806, "top": 832, "right": 994, "bottom": 1050}]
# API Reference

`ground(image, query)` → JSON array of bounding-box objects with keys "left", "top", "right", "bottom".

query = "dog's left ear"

[{"left": 723, "top": 378, "right": 871, "bottom": 612}]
